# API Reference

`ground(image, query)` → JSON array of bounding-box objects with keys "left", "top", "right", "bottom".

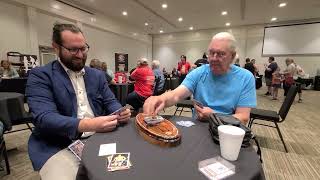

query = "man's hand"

[
  {"left": 118, "top": 108, "right": 131, "bottom": 123},
  {"left": 143, "top": 96, "right": 166, "bottom": 115},
  {"left": 194, "top": 105, "right": 214, "bottom": 121},
  {"left": 78, "top": 115, "right": 118, "bottom": 133}
]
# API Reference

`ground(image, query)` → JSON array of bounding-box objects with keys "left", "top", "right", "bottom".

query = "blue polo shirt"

[{"left": 182, "top": 64, "right": 256, "bottom": 115}]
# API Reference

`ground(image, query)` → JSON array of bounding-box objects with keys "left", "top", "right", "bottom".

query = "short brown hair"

[{"left": 52, "top": 23, "right": 83, "bottom": 45}]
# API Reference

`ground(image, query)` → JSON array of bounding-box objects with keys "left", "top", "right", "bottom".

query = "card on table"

[
  {"left": 68, "top": 140, "right": 84, "bottom": 160},
  {"left": 98, "top": 143, "right": 116, "bottom": 156},
  {"left": 107, "top": 153, "right": 131, "bottom": 171}
]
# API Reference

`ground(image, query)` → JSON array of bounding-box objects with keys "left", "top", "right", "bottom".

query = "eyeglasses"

[
  {"left": 59, "top": 43, "right": 90, "bottom": 55},
  {"left": 208, "top": 50, "right": 227, "bottom": 58}
]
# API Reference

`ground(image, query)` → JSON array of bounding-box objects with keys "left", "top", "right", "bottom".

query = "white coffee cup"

[
  {"left": 118, "top": 76, "right": 123, "bottom": 83},
  {"left": 218, "top": 125, "right": 245, "bottom": 161}
]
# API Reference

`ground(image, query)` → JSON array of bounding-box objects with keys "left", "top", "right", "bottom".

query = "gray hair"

[
  {"left": 151, "top": 60, "right": 160, "bottom": 69},
  {"left": 211, "top": 32, "right": 237, "bottom": 51}
]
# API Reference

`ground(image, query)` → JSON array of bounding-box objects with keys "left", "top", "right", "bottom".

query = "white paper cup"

[
  {"left": 218, "top": 125, "right": 245, "bottom": 161},
  {"left": 118, "top": 76, "right": 123, "bottom": 83}
]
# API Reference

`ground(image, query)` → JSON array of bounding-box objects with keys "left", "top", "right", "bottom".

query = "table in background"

[
  {"left": 109, "top": 83, "right": 134, "bottom": 106},
  {"left": 0, "top": 92, "right": 28, "bottom": 131},
  {"left": 77, "top": 116, "right": 264, "bottom": 180}
]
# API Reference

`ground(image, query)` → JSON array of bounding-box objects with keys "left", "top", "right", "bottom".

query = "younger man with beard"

[{"left": 26, "top": 23, "right": 131, "bottom": 179}]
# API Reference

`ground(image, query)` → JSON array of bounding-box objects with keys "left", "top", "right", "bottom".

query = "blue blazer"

[{"left": 26, "top": 60, "right": 122, "bottom": 170}]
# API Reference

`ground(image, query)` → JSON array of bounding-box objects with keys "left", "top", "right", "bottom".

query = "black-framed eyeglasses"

[
  {"left": 59, "top": 43, "right": 90, "bottom": 55},
  {"left": 208, "top": 50, "right": 227, "bottom": 58}
]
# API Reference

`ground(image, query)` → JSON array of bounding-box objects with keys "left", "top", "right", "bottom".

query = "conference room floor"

[{"left": 1, "top": 86, "right": 320, "bottom": 180}]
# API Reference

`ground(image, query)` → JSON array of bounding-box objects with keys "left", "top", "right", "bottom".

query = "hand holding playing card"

[
  {"left": 118, "top": 108, "right": 131, "bottom": 123},
  {"left": 194, "top": 106, "right": 214, "bottom": 121}
]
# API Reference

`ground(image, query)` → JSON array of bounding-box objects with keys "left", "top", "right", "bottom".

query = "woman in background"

[{"left": 0, "top": 60, "right": 19, "bottom": 78}]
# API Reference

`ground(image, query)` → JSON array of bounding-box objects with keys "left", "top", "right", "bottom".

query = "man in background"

[
  {"left": 177, "top": 55, "right": 191, "bottom": 84},
  {"left": 151, "top": 60, "right": 165, "bottom": 95},
  {"left": 264, "top": 57, "right": 278, "bottom": 96}
]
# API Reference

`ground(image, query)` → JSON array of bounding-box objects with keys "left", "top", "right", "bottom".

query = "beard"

[{"left": 59, "top": 51, "right": 86, "bottom": 72}]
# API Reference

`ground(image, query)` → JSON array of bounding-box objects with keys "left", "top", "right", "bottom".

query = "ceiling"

[{"left": 66, "top": 0, "right": 320, "bottom": 34}]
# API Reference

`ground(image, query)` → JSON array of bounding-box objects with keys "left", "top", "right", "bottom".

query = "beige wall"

[
  {"left": 0, "top": 0, "right": 152, "bottom": 71},
  {"left": 153, "top": 26, "right": 320, "bottom": 77}
]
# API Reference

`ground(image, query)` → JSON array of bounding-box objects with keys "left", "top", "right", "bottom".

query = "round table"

[
  {"left": 0, "top": 92, "right": 26, "bottom": 131},
  {"left": 77, "top": 116, "right": 264, "bottom": 180}
]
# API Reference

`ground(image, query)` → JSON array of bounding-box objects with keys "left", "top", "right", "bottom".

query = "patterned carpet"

[{"left": 0, "top": 86, "right": 319, "bottom": 180}]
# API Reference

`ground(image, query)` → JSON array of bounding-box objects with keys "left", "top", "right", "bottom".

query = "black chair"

[
  {"left": 248, "top": 85, "right": 298, "bottom": 153},
  {"left": 173, "top": 99, "right": 193, "bottom": 116},
  {"left": 0, "top": 121, "right": 10, "bottom": 175}
]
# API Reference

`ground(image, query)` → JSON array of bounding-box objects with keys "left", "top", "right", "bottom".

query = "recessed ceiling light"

[
  {"left": 278, "top": 2, "right": 287, "bottom": 7},
  {"left": 221, "top": 11, "right": 228, "bottom": 15},
  {"left": 225, "top": 22, "right": 231, "bottom": 26},
  {"left": 178, "top": 17, "right": 183, "bottom": 22},
  {"left": 90, "top": 17, "right": 96, "bottom": 22},
  {"left": 144, "top": 22, "right": 149, "bottom": 26},
  {"left": 162, "top": 3, "right": 168, "bottom": 9},
  {"left": 189, "top": 26, "right": 194, "bottom": 30},
  {"left": 122, "top": 11, "right": 128, "bottom": 16},
  {"left": 159, "top": 30, "right": 163, "bottom": 33},
  {"left": 52, "top": 4, "right": 61, "bottom": 10},
  {"left": 133, "top": 33, "right": 137, "bottom": 36},
  {"left": 271, "top": 17, "right": 277, "bottom": 21}
]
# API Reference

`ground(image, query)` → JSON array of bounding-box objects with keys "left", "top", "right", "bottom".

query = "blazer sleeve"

[{"left": 26, "top": 68, "right": 80, "bottom": 139}]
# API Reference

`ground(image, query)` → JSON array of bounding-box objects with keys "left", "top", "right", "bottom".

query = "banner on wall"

[{"left": 115, "top": 53, "right": 128, "bottom": 72}]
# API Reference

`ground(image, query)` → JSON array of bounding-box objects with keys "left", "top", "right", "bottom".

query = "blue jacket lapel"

[{"left": 83, "top": 66, "right": 97, "bottom": 116}]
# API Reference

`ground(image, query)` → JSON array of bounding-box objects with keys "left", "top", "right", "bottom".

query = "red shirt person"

[
  {"left": 177, "top": 55, "right": 191, "bottom": 84},
  {"left": 127, "top": 59, "right": 155, "bottom": 110}
]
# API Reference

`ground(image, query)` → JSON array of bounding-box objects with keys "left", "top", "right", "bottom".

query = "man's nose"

[{"left": 75, "top": 50, "right": 84, "bottom": 58}]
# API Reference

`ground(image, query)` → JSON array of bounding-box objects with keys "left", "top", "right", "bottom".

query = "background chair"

[
  {"left": 248, "top": 85, "right": 298, "bottom": 152},
  {"left": 173, "top": 99, "right": 193, "bottom": 116},
  {"left": 0, "top": 121, "right": 10, "bottom": 175}
]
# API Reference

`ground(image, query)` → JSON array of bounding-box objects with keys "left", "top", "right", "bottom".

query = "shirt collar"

[{"left": 58, "top": 58, "right": 85, "bottom": 76}]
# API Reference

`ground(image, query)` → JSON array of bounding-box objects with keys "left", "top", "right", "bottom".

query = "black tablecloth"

[
  {"left": 109, "top": 83, "right": 134, "bottom": 106},
  {"left": 0, "top": 92, "right": 27, "bottom": 131},
  {"left": 0, "top": 78, "right": 28, "bottom": 95},
  {"left": 77, "top": 116, "right": 264, "bottom": 180}
]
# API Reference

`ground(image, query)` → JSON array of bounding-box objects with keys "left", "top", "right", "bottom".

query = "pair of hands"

[{"left": 78, "top": 109, "right": 131, "bottom": 133}]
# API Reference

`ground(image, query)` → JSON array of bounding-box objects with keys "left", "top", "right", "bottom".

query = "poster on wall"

[{"left": 115, "top": 53, "right": 128, "bottom": 72}]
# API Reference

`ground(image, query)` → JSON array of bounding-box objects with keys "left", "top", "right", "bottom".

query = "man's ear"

[
  {"left": 231, "top": 51, "right": 236, "bottom": 60},
  {"left": 52, "top": 42, "right": 59, "bottom": 55}
]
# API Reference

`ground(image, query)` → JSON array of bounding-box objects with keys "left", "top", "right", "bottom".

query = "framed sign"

[{"left": 115, "top": 53, "right": 128, "bottom": 72}]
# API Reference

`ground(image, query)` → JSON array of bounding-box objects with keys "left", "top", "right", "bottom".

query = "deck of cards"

[
  {"left": 68, "top": 140, "right": 85, "bottom": 160},
  {"left": 106, "top": 153, "right": 132, "bottom": 172},
  {"left": 144, "top": 115, "right": 164, "bottom": 126}
]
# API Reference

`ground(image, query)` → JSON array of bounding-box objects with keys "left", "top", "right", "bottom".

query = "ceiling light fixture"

[
  {"left": 90, "top": 17, "right": 96, "bottom": 22},
  {"left": 162, "top": 3, "right": 168, "bottom": 9},
  {"left": 160, "top": 30, "right": 163, "bottom": 33},
  {"left": 133, "top": 33, "right": 137, "bottom": 36},
  {"left": 271, "top": 17, "right": 277, "bottom": 21},
  {"left": 178, "top": 17, "right": 183, "bottom": 22},
  {"left": 122, "top": 11, "right": 128, "bottom": 16},
  {"left": 189, "top": 26, "right": 194, "bottom": 30},
  {"left": 279, "top": 3, "right": 287, "bottom": 7},
  {"left": 144, "top": 22, "right": 149, "bottom": 26},
  {"left": 221, "top": 11, "right": 228, "bottom": 15},
  {"left": 52, "top": 4, "right": 61, "bottom": 10},
  {"left": 225, "top": 22, "right": 231, "bottom": 26}
]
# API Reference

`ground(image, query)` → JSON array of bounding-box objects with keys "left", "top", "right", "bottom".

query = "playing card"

[
  {"left": 68, "top": 140, "right": 84, "bottom": 160},
  {"left": 107, "top": 153, "right": 131, "bottom": 171},
  {"left": 110, "top": 105, "right": 130, "bottom": 115},
  {"left": 192, "top": 99, "right": 204, "bottom": 108},
  {"left": 98, "top": 143, "right": 116, "bottom": 156},
  {"left": 144, "top": 115, "right": 164, "bottom": 125},
  {"left": 176, "top": 121, "right": 195, "bottom": 127}
]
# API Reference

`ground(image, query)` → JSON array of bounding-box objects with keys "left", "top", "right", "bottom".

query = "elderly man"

[
  {"left": 127, "top": 58, "right": 155, "bottom": 111},
  {"left": 144, "top": 32, "right": 256, "bottom": 124},
  {"left": 151, "top": 60, "right": 165, "bottom": 95},
  {"left": 26, "top": 23, "right": 130, "bottom": 179}
]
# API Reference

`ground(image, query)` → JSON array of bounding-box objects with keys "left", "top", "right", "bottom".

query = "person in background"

[
  {"left": 0, "top": 60, "right": 19, "bottom": 78},
  {"left": 244, "top": 58, "right": 255, "bottom": 76},
  {"left": 25, "top": 23, "right": 130, "bottom": 179},
  {"left": 143, "top": 32, "right": 256, "bottom": 124},
  {"left": 89, "top": 59, "right": 100, "bottom": 69},
  {"left": 283, "top": 58, "right": 295, "bottom": 97},
  {"left": 271, "top": 67, "right": 283, "bottom": 100},
  {"left": 127, "top": 58, "right": 155, "bottom": 111},
  {"left": 151, "top": 60, "right": 165, "bottom": 95},
  {"left": 101, "top": 62, "right": 116, "bottom": 85},
  {"left": 101, "top": 62, "right": 114, "bottom": 79},
  {"left": 251, "top": 59, "right": 259, "bottom": 76},
  {"left": 293, "top": 61, "right": 305, "bottom": 103},
  {"left": 194, "top": 52, "right": 209, "bottom": 67},
  {"left": 177, "top": 55, "right": 191, "bottom": 84},
  {"left": 264, "top": 57, "right": 278, "bottom": 96},
  {"left": 171, "top": 67, "right": 179, "bottom": 77}
]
